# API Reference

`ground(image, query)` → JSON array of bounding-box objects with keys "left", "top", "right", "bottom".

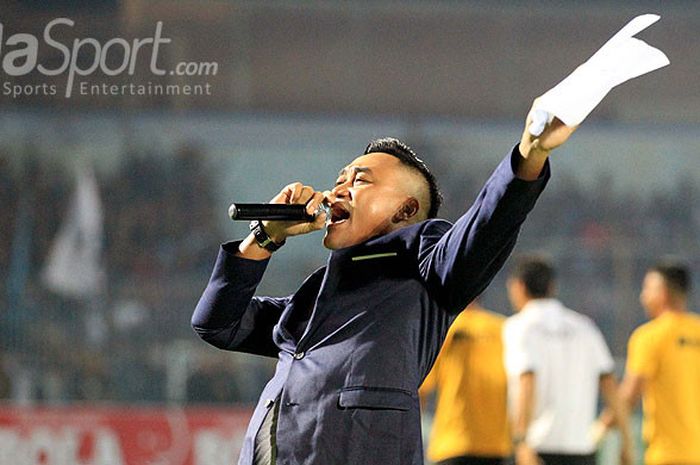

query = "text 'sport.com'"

[{"left": 0, "top": 18, "right": 218, "bottom": 98}]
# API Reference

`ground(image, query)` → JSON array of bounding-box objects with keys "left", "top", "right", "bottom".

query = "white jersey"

[{"left": 503, "top": 298, "right": 614, "bottom": 454}]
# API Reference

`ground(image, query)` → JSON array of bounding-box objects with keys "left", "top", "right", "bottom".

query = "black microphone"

[{"left": 228, "top": 203, "right": 314, "bottom": 221}]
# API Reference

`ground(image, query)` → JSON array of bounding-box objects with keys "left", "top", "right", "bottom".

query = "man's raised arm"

[{"left": 418, "top": 101, "right": 577, "bottom": 313}]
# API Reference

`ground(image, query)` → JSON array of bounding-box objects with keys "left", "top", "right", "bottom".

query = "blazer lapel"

[
  {"left": 276, "top": 267, "right": 326, "bottom": 345},
  {"left": 297, "top": 247, "right": 404, "bottom": 350}
]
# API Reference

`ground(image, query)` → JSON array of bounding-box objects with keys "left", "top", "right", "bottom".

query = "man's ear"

[{"left": 392, "top": 198, "right": 420, "bottom": 223}]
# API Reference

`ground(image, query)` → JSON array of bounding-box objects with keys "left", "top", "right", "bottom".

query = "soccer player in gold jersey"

[
  {"left": 619, "top": 263, "right": 700, "bottom": 465},
  {"left": 420, "top": 301, "right": 511, "bottom": 465}
]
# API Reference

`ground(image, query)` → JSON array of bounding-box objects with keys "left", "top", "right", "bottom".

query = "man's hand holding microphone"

[{"left": 236, "top": 183, "right": 328, "bottom": 260}]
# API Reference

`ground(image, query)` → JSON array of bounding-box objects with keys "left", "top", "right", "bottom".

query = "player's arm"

[
  {"left": 597, "top": 326, "right": 649, "bottom": 463},
  {"left": 504, "top": 321, "right": 541, "bottom": 465},
  {"left": 617, "top": 328, "right": 652, "bottom": 413},
  {"left": 619, "top": 373, "right": 645, "bottom": 412},
  {"left": 597, "top": 374, "right": 644, "bottom": 465},
  {"left": 597, "top": 373, "right": 634, "bottom": 465},
  {"left": 512, "top": 372, "right": 540, "bottom": 465}
]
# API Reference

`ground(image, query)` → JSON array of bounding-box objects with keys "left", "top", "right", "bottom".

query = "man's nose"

[{"left": 331, "top": 182, "right": 350, "bottom": 199}]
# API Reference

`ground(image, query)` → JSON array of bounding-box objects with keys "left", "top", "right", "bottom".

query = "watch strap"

[{"left": 249, "top": 220, "right": 285, "bottom": 252}]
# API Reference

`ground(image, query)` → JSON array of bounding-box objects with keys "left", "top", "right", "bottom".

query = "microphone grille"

[{"left": 228, "top": 203, "right": 238, "bottom": 219}]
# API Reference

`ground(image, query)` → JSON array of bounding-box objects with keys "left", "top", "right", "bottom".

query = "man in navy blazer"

[{"left": 192, "top": 108, "right": 576, "bottom": 465}]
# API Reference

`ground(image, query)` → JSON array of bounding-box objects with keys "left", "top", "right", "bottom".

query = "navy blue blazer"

[{"left": 192, "top": 145, "right": 550, "bottom": 465}]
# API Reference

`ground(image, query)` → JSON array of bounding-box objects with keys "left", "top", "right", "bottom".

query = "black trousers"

[
  {"left": 439, "top": 452, "right": 596, "bottom": 465},
  {"left": 538, "top": 453, "right": 596, "bottom": 465},
  {"left": 437, "top": 456, "right": 507, "bottom": 465}
]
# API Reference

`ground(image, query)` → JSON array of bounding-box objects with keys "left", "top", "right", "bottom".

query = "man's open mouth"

[{"left": 329, "top": 203, "right": 351, "bottom": 225}]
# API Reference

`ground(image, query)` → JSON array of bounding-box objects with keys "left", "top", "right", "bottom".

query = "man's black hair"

[
  {"left": 649, "top": 262, "right": 691, "bottom": 295},
  {"left": 363, "top": 137, "right": 443, "bottom": 219},
  {"left": 510, "top": 255, "right": 555, "bottom": 298}
]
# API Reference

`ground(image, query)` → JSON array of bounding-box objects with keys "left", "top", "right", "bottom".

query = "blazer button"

[{"left": 293, "top": 351, "right": 305, "bottom": 360}]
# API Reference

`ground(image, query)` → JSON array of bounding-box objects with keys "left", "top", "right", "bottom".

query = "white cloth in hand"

[{"left": 529, "top": 14, "right": 670, "bottom": 136}]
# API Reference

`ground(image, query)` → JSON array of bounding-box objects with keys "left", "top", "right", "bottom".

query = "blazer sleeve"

[
  {"left": 418, "top": 144, "right": 550, "bottom": 314},
  {"left": 191, "top": 241, "right": 290, "bottom": 358}
]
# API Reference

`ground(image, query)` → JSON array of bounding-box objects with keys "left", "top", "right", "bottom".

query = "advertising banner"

[{"left": 0, "top": 406, "right": 252, "bottom": 465}]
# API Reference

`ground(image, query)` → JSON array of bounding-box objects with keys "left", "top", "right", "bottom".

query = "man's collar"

[
  {"left": 326, "top": 220, "right": 425, "bottom": 265},
  {"left": 521, "top": 298, "right": 563, "bottom": 314}
]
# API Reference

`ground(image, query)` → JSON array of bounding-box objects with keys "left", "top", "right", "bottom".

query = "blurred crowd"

[
  {"left": 0, "top": 141, "right": 270, "bottom": 405},
  {"left": 0, "top": 135, "right": 699, "bottom": 406},
  {"left": 433, "top": 146, "right": 700, "bottom": 347}
]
